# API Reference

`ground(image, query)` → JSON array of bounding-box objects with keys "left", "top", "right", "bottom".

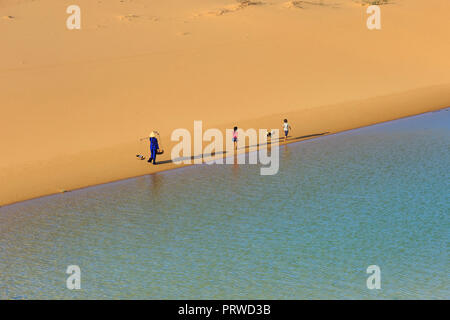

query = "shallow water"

[{"left": 1, "top": 109, "right": 449, "bottom": 299}]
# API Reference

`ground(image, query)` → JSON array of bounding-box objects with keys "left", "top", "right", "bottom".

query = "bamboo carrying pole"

[{"left": 139, "top": 131, "right": 164, "bottom": 154}]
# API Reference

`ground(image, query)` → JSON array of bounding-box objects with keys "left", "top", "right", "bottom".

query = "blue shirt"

[{"left": 149, "top": 137, "right": 159, "bottom": 150}]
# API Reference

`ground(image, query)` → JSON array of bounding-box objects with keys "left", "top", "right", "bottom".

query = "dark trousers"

[{"left": 150, "top": 148, "right": 157, "bottom": 164}]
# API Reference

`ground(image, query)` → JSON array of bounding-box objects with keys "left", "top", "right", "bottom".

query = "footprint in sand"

[
  {"left": 117, "top": 14, "right": 140, "bottom": 22},
  {"left": 283, "top": 1, "right": 304, "bottom": 8},
  {"left": 284, "top": 1, "right": 341, "bottom": 9},
  {"left": 197, "top": 0, "right": 265, "bottom": 17},
  {"left": 116, "top": 14, "right": 159, "bottom": 23},
  {"left": 353, "top": 0, "right": 390, "bottom": 6}
]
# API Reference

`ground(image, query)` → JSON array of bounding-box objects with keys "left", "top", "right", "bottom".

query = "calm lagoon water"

[{"left": 0, "top": 109, "right": 449, "bottom": 299}]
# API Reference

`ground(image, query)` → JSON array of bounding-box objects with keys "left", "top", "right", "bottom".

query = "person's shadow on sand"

[
  {"left": 156, "top": 150, "right": 228, "bottom": 165},
  {"left": 154, "top": 132, "right": 329, "bottom": 165}
]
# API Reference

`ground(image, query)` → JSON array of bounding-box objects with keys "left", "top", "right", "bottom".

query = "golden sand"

[{"left": 1, "top": 0, "right": 449, "bottom": 206}]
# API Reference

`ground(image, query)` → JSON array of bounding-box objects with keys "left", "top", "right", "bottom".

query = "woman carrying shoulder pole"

[{"left": 148, "top": 131, "right": 159, "bottom": 165}]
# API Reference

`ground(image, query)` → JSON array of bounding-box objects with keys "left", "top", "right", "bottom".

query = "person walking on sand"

[
  {"left": 148, "top": 131, "right": 159, "bottom": 165},
  {"left": 283, "top": 119, "right": 291, "bottom": 142},
  {"left": 233, "top": 126, "right": 238, "bottom": 150}
]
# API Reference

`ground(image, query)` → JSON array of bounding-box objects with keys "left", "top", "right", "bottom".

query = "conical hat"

[{"left": 149, "top": 131, "right": 156, "bottom": 138}]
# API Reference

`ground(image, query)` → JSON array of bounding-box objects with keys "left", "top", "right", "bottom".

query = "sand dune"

[
  {"left": 202, "top": 0, "right": 265, "bottom": 16},
  {"left": 1, "top": 0, "right": 449, "bottom": 206}
]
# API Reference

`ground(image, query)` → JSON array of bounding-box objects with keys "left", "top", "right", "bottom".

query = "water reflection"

[{"left": 147, "top": 173, "right": 163, "bottom": 197}]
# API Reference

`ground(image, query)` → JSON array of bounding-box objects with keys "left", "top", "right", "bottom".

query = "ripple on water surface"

[{"left": 0, "top": 109, "right": 449, "bottom": 299}]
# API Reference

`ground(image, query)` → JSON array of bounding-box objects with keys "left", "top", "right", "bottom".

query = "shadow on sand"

[{"left": 154, "top": 132, "right": 329, "bottom": 165}]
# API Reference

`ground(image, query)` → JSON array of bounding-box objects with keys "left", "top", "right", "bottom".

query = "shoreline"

[
  {"left": 1, "top": 89, "right": 448, "bottom": 208},
  {"left": 2, "top": 0, "right": 450, "bottom": 207},
  {"left": 2, "top": 93, "right": 448, "bottom": 300}
]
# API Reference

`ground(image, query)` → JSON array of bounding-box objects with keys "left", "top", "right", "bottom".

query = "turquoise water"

[{"left": 0, "top": 109, "right": 449, "bottom": 299}]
